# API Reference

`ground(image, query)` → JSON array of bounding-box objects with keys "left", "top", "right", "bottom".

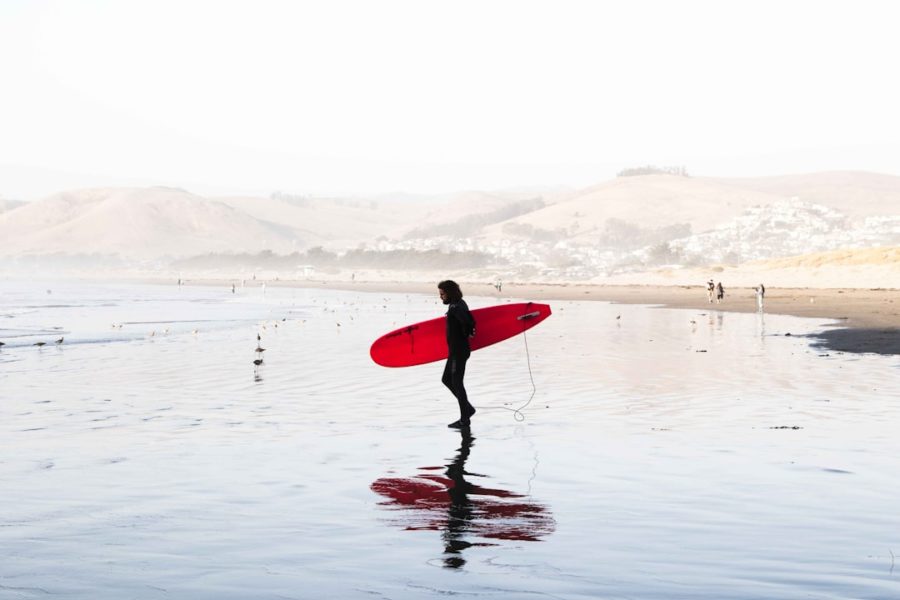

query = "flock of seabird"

[{"left": 0, "top": 336, "right": 66, "bottom": 349}]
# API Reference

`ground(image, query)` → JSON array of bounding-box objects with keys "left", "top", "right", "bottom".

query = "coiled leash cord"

[{"left": 486, "top": 306, "right": 539, "bottom": 422}]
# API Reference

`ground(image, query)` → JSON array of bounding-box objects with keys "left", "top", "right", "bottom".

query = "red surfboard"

[{"left": 370, "top": 302, "right": 551, "bottom": 367}]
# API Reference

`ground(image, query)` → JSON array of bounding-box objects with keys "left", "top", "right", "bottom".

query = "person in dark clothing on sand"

[{"left": 438, "top": 280, "right": 476, "bottom": 428}]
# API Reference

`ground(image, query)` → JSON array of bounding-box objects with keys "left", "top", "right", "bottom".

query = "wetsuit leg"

[{"left": 442, "top": 353, "right": 473, "bottom": 419}]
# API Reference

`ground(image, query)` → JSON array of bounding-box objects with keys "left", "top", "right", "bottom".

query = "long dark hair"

[{"left": 438, "top": 280, "right": 463, "bottom": 303}]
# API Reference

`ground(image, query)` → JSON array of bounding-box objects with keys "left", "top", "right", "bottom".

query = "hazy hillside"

[
  {"left": 0, "top": 187, "right": 314, "bottom": 260},
  {"left": 707, "top": 171, "right": 900, "bottom": 221},
  {"left": 216, "top": 193, "right": 426, "bottom": 247},
  {"left": 400, "top": 191, "right": 549, "bottom": 239},
  {"left": 478, "top": 174, "right": 784, "bottom": 244},
  {"left": 0, "top": 198, "right": 25, "bottom": 213},
  {"left": 1, "top": 173, "right": 898, "bottom": 279}
]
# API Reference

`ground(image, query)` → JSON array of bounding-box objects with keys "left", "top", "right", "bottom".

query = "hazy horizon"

[
  {"left": 3, "top": 1, "right": 900, "bottom": 200},
  {"left": 3, "top": 165, "right": 900, "bottom": 204}
]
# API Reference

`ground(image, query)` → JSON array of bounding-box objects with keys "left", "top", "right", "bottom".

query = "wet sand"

[{"left": 4, "top": 281, "right": 900, "bottom": 597}]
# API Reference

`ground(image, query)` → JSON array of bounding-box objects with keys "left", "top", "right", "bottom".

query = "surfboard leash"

[
  {"left": 513, "top": 325, "right": 538, "bottom": 421},
  {"left": 492, "top": 303, "right": 539, "bottom": 422}
]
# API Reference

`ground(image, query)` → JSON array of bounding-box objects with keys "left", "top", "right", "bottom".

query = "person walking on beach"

[
  {"left": 755, "top": 283, "right": 766, "bottom": 311},
  {"left": 438, "top": 280, "right": 476, "bottom": 428},
  {"left": 706, "top": 279, "right": 715, "bottom": 303},
  {"left": 715, "top": 281, "right": 725, "bottom": 303}
]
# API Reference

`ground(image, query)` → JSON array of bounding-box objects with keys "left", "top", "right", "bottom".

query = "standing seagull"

[
  {"left": 55, "top": 337, "right": 64, "bottom": 345},
  {"left": 254, "top": 332, "right": 265, "bottom": 369}
]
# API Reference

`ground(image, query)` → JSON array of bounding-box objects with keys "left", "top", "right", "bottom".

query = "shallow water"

[{"left": 1, "top": 280, "right": 899, "bottom": 599}]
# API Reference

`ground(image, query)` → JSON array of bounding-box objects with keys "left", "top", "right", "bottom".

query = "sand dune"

[
  {"left": 752, "top": 245, "right": 900, "bottom": 269},
  {"left": 600, "top": 245, "right": 900, "bottom": 289}
]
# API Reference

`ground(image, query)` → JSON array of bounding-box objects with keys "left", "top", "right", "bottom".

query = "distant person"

[
  {"left": 755, "top": 283, "right": 766, "bottom": 311},
  {"left": 706, "top": 279, "right": 715, "bottom": 303},
  {"left": 231, "top": 283, "right": 235, "bottom": 294},
  {"left": 438, "top": 280, "right": 476, "bottom": 428},
  {"left": 716, "top": 281, "right": 725, "bottom": 303},
  {"left": 495, "top": 279, "right": 502, "bottom": 293}
]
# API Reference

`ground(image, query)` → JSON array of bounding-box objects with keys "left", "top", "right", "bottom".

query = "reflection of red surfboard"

[
  {"left": 370, "top": 302, "right": 551, "bottom": 368},
  {"left": 371, "top": 473, "right": 555, "bottom": 542}
]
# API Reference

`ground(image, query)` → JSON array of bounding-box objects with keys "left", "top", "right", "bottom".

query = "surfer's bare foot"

[{"left": 447, "top": 419, "right": 470, "bottom": 429}]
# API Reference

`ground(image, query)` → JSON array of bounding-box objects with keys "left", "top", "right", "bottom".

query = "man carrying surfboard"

[{"left": 438, "top": 280, "right": 476, "bottom": 428}]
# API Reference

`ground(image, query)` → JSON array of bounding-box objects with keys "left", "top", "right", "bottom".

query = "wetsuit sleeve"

[
  {"left": 448, "top": 303, "right": 476, "bottom": 337},
  {"left": 445, "top": 302, "right": 475, "bottom": 353}
]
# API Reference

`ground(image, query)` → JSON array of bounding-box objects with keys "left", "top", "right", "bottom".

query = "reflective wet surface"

[{"left": 2, "top": 280, "right": 899, "bottom": 598}]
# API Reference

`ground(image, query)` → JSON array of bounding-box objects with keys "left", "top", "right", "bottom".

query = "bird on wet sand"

[
  {"left": 34, "top": 341, "right": 46, "bottom": 347},
  {"left": 254, "top": 332, "right": 266, "bottom": 368},
  {"left": 55, "top": 337, "right": 64, "bottom": 345}
]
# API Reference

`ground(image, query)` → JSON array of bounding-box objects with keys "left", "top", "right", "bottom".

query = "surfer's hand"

[{"left": 469, "top": 329, "right": 476, "bottom": 338}]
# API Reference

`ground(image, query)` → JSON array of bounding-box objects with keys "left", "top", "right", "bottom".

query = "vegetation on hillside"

[
  {"left": 404, "top": 197, "right": 546, "bottom": 239},
  {"left": 172, "top": 247, "right": 504, "bottom": 271},
  {"left": 617, "top": 165, "right": 689, "bottom": 177}
]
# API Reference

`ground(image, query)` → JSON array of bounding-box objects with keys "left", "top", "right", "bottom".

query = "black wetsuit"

[{"left": 442, "top": 300, "right": 476, "bottom": 420}]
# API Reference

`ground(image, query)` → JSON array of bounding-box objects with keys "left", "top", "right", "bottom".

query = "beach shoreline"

[
  {"left": 135, "top": 276, "right": 899, "bottom": 355},
  {"left": 169, "top": 277, "right": 899, "bottom": 326}
]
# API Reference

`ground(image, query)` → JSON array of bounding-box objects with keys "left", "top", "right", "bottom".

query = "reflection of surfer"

[
  {"left": 369, "top": 430, "right": 555, "bottom": 569},
  {"left": 443, "top": 428, "right": 475, "bottom": 568},
  {"left": 438, "top": 280, "right": 476, "bottom": 428}
]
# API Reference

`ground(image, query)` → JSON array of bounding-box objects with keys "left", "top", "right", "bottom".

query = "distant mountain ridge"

[{"left": 0, "top": 171, "right": 898, "bottom": 275}]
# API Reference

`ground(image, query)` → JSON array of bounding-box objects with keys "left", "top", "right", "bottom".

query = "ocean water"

[{"left": 1, "top": 280, "right": 899, "bottom": 599}]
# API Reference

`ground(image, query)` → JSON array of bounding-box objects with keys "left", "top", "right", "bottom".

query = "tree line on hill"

[
  {"left": 617, "top": 165, "right": 689, "bottom": 177},
  {"left": 171, "top": 247, "right": 504, "bottom": 271}
]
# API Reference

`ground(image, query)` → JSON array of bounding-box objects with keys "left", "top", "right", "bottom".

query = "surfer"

[{"left": 438, "top": 280, "right": 476, "bottom": 428}]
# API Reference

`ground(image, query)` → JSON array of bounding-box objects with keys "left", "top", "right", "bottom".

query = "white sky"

[{"left": 2, "top": 0, "right": 899, "bottom": 199}]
